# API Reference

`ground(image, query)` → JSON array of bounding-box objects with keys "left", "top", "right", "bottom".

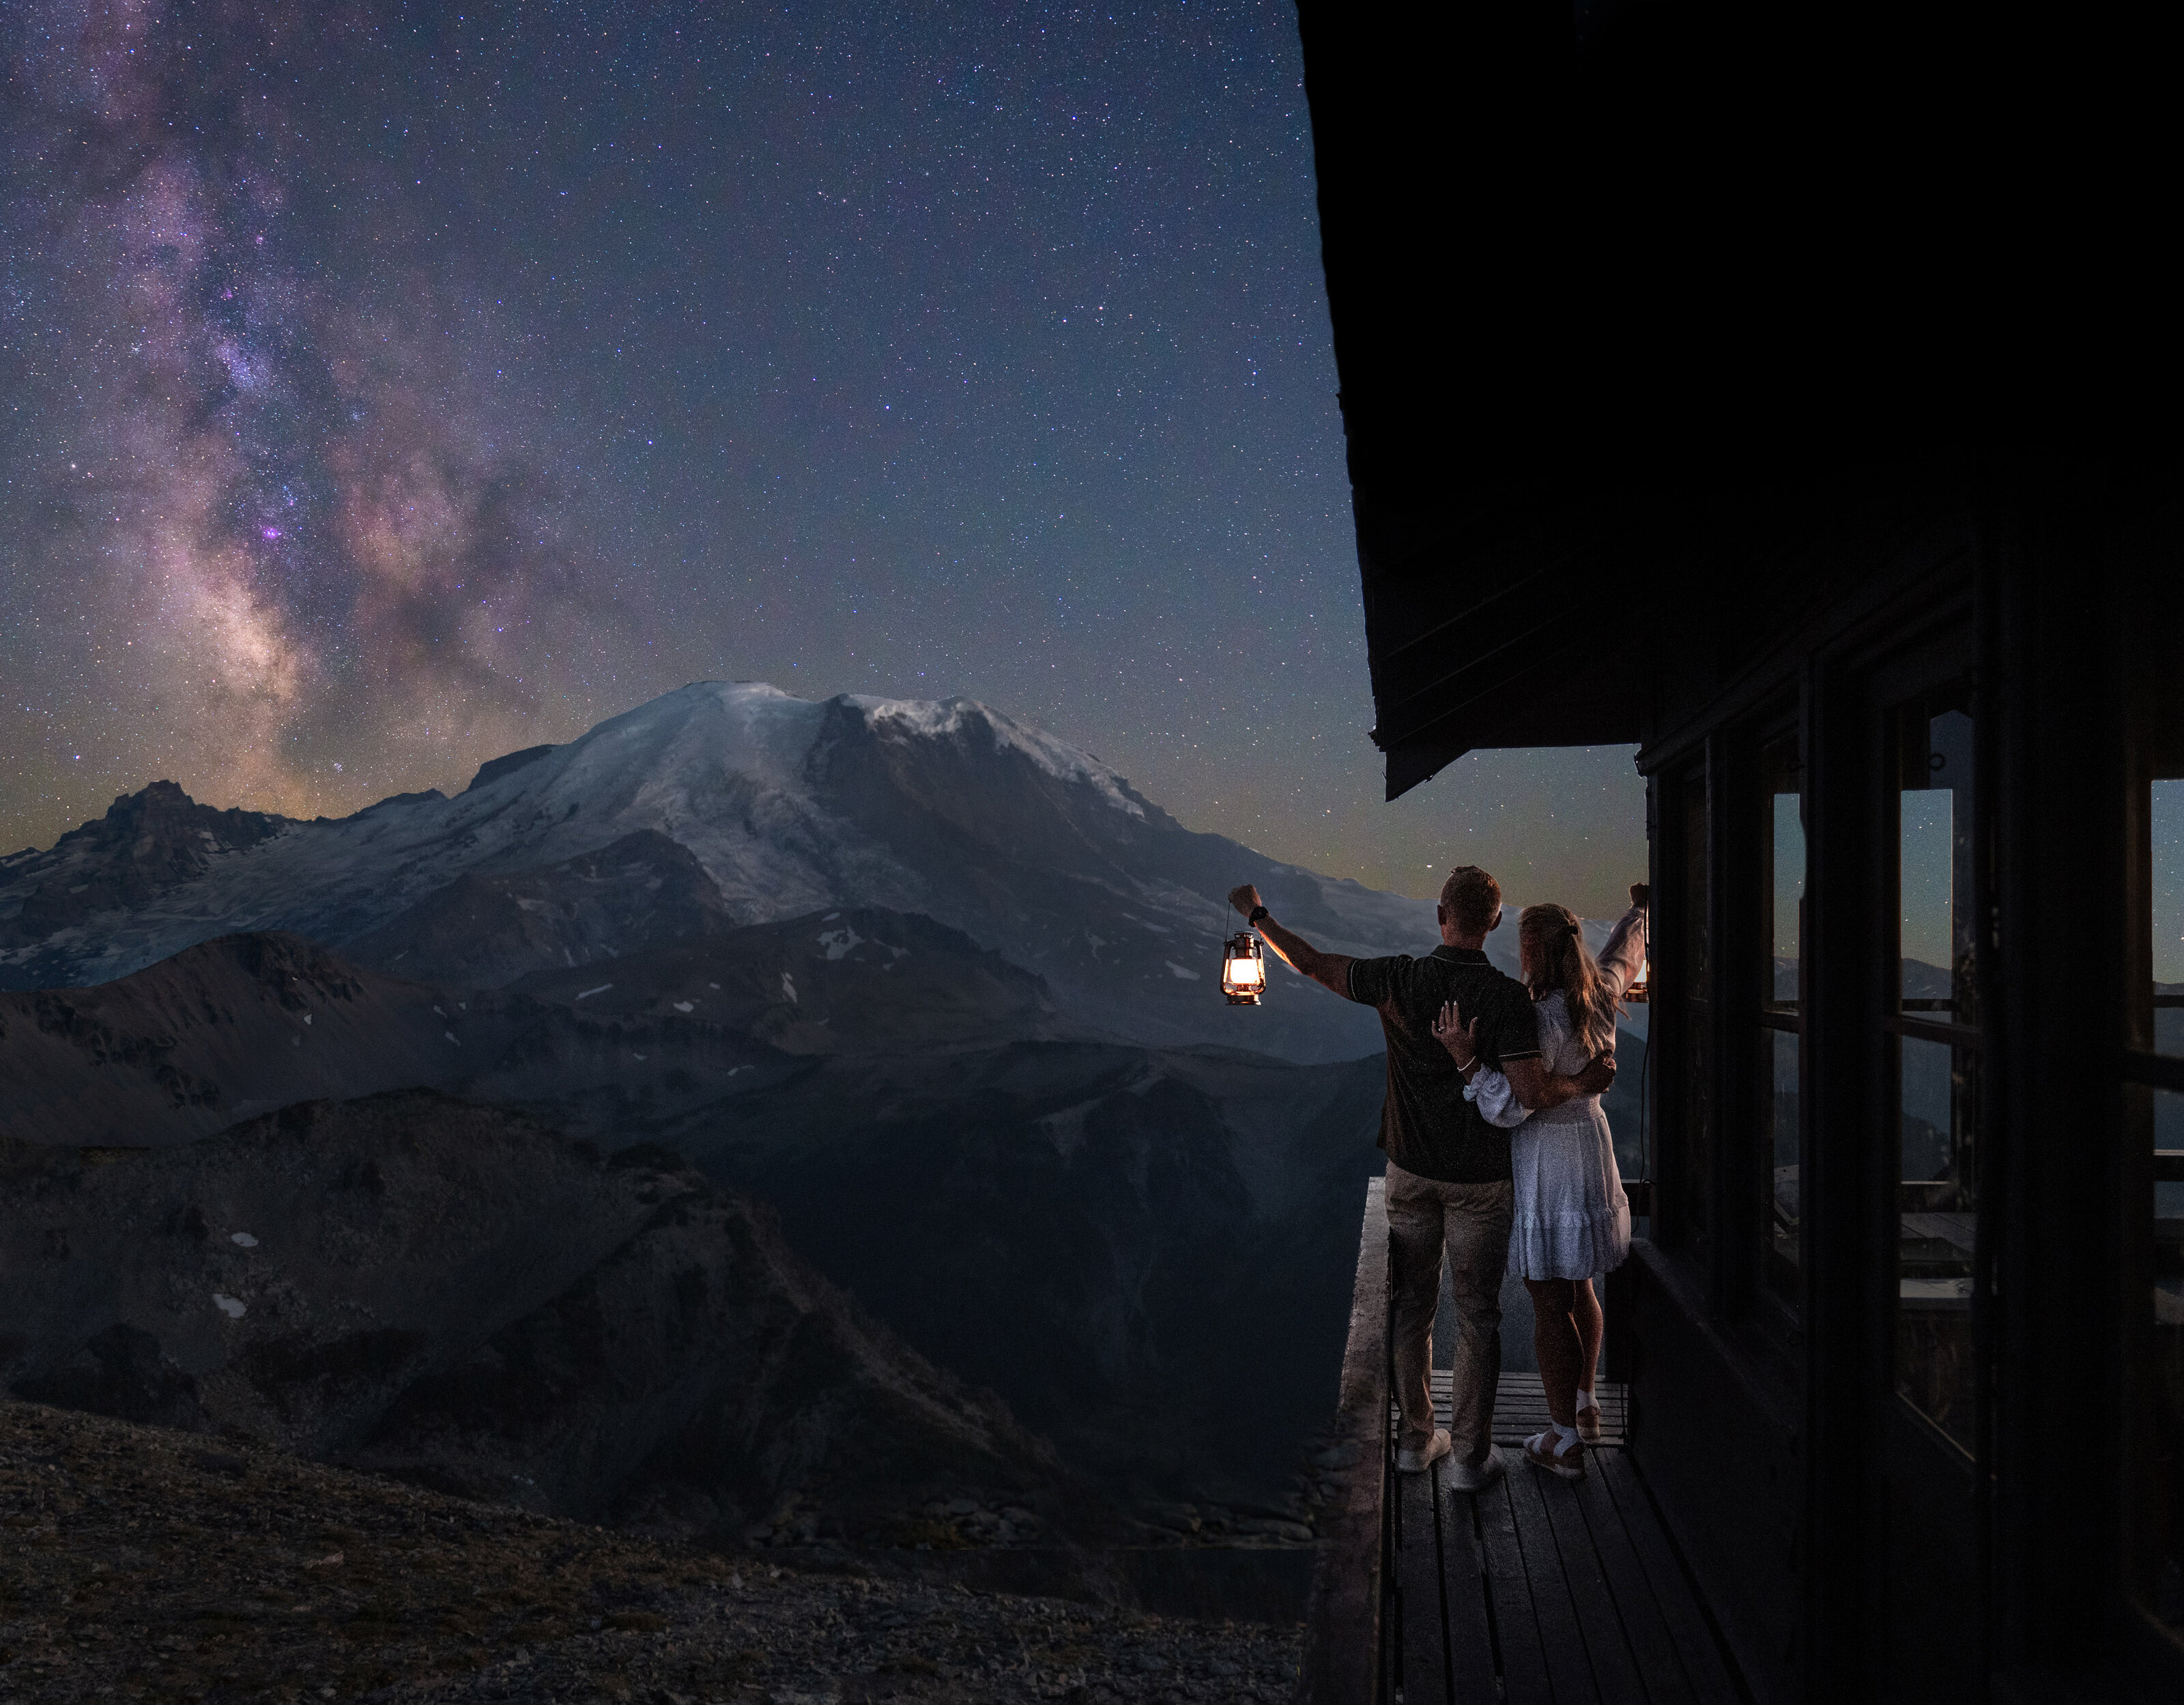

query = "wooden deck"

[
  {"left": 1421, "top": 1371, "right": 1632, "bottom": 1448},
  {"left": 1388, "top": 1379, "right": 1742, "bottom": 1705}
]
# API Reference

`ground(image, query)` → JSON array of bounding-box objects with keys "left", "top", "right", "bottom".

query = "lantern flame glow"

[{"left": 1220, "top": 930, "right": 1267, "bottom": 1005}]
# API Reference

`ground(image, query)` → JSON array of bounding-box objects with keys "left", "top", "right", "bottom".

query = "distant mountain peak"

[{"left": 0, "top": 680, "right": 1435, "bottom": 1060}]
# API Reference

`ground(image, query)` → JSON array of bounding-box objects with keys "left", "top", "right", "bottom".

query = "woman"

[{"left": 1431, "top": 883, "right": 1647, "bottom": 1480}]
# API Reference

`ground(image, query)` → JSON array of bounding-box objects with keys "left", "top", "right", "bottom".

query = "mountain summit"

[{"left": 0, "top": 683, "right": 1432, "bottom": 1059}]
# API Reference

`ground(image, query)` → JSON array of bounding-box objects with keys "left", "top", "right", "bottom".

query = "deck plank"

[
  {"left": 1433, "top": 1467, "right": 1500, "bottom": 1704},
  {"left": 1504, "top": 1460, "right": 1603, "bottom": 1704},
  {"left": 1396, "top": 1461, "right": 1451, "bottom": 1704},
  {"left": 1570, "top": 1466, "right": 1697, "bottom": 1705},
  {"left": 1535, "top": 1465, "right": 1649, "bottom": 1702},
  {"left": 1473, "top": 1473, "right": 1557, "bottom": 1705},
  {"left": 1427, "top": 1373, "right": 1629, "bottom": 1447},
  {"left": 1594, "top": 1452, "right": 1742, "bottom": 1705}
]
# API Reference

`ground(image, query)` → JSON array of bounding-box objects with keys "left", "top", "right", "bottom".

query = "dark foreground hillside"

[
  {"left": 0, "top": 1091, "right": 1102, "bottom": 1553},
  {"left": 0, "top": 1396, "right": 1301, "bottom": 1702}
]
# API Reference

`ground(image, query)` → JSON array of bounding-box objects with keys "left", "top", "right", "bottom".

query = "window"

[
  {"left": 1757, "top": 732, "right": 1805, "bottom": 1315},
  {"left": 2127, "top": 640, "right": 2184, "bottom": 1634},
  {"left": 1889, "top": 679, "right": 1980, "bottom": 1453}
]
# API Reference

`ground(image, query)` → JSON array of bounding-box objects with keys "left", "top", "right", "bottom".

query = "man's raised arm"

[{"left": 1227, "top": 883, "right": 1354, "bottom": 999}]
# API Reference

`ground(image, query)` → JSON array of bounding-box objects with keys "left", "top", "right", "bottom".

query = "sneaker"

[
  {"left": 1446, "top": 1444, "right": 1506, "bottom": 1493},
  {"left": 1395, "top": 1429, "right": 1452, "bottom": 1475},
  {"left": 1574, "top": 1400, "right": 1602, "bottom": 1444},
  {"left": 1523, "top": 1429, "right": 1585, "bottom": 1480}
]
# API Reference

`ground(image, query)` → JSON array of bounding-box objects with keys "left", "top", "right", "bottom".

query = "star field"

[{"left": 0, "top": 1, "right": 1644, "bottom": 917}]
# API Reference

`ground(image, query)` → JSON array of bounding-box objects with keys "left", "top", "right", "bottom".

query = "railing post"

[{"left": 1301, "top": 1177, "right": 1392, "bottom": 1704}]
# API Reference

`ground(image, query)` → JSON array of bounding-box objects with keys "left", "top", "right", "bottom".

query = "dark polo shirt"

[{"left": 1347, "top": 945, "right": 1541, "bottom": 1184}]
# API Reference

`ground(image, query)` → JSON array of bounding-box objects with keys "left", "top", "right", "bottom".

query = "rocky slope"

[
  {"left": 0, "top": 1091, "right": 1102, "bottom": 1552},
  {"left": 0, "top": 912, "right": 1057, "bottom": 1148},
  {"left": 637, "top": 1042, "right": 1393, "bottom": 1513},
  {"left": 0, "top": 683, "right": 1435, "bottom": 1061},
  {"left": 0, "top": 1396, "right": 1302, "bottom": 1703}
]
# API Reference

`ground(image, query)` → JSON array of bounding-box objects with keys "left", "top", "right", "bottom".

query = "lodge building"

[{"left": 1292, "top": 2, "right": 2181, "bottom": 1700}]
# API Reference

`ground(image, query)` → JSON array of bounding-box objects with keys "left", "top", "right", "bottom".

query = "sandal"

[{"left": 1522, "top": 1428, "right": 1585, "bottom": 1480}]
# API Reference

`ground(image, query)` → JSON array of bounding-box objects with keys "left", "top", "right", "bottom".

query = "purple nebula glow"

[{"left": 261, "top": 527, "right": 282, "bottom": 541}]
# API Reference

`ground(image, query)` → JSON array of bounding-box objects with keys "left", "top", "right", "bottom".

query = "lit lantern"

[
  {"left": 1624, "top": 957, "right": 1651, "bottom": 1003},
  {"left": 1220, "top": 930, "right": 1267, "bottom": 1005}
]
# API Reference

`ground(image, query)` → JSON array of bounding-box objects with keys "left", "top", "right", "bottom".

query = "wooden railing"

[{"left": 1299, "top": 1179, "right": 1392, "bottom": 1704}]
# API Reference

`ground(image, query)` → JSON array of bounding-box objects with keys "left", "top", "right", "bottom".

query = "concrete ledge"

[{"left": 1299, "top": 1177, "right": 1390, "bottom": 1704}]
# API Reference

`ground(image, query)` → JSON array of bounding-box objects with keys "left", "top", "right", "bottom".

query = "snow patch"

[
  {"left": 779, "top": 971, "right": 798, "bottom": 1005},
  {"left": 818, "top": 925, "right": 863, "bottom": 960},
  {"left": 848, "top": 693, "right": 1147, "bottom": 818},
  {"left": 444, "top": 1031, "right": 459, "bottom": 1044},
  {"left": 229, "top": 1232, "right": 258, "bottom": 1248},
  {"left": 673, "top": 1000, "right": 695, "bottom": 1013},
  {"left": 1037, "top": 1101, "right": 1099, "bottom": 1158},
  {"left": 212, "top": 1293, "right": 247, "bottom": 1319},
  {"left": 575, "top": 984, "right": 613, "bottom": 1001},
  {"left": 1165, "top": 961, "right": 1201, "bottom": 981}
]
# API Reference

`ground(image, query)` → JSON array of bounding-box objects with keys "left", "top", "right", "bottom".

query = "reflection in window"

[
  {"left": 2128, "top": 622, "right": 2184, "bottom": 1631},
  {"left": 1758, "top": 732, "right": 1803, "bottom": 1313},
  {"left": 1897, "top": 1035, "right": 1978, "bottom": 1448},
  {"left": 1893, "top": 683, "right": 1980, "bottom": 1452},
  {"left": 1762, "top": 1025, "right": 1800, "bottom": 1300},
  {"left": 2155, "top": 780, "right": 2184, "bottom": 1059},
  {"left": 2142, "top": 1085, "right": 2184, "bottom": 1628},
  {"left": 1774, "top": 791, "right": 1803, "bottom": 1006},
  {"left": 1901, "top": 705, "right": 1977, "bottom": 1025}
]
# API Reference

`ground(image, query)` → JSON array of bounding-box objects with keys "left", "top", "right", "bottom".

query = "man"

[{"left": 1226, "top": 867, "right": 1613, "bottom": 1489}]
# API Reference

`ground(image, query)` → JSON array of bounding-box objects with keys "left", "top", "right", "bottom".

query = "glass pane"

[
  {"left": 1897, "top": 1034, "right": 1977, "bottom": 1452},
  {"left": 2155, "top": 779, "right": 2184, "bottom": 1058},
  {"left": 2144, "top": 1085, "right": 2184, "bottom": 1629},
  {"left": 1899, "top": 693, "right": 1977, "bottom": 1026},
  {"left": 1761, "top": 1025, "right": 1800, "bottom": 1308},
  {"left": 1762, "top": 732, "right": 1803, "bottom": 1010}
]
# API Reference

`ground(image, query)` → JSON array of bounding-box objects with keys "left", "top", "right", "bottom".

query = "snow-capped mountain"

[{"left": 0, "top": 683, "right": 1437, "bottom": 1061}]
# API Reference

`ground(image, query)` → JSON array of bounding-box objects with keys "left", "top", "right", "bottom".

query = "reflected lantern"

[
  {"left": 1624, "top": 957, "right": 1651, "bottom": 1003},
  {"left": 1220, "top": 930, "right": 1267, "bottom": 1005}
]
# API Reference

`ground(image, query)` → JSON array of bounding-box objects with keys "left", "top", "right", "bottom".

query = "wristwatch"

[{"left": 1247, "top": 905, "right": 1270, "bottom": 926}]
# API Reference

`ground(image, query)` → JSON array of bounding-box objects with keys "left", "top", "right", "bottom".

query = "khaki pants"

[{"left": 1385, "top": 1161, "right": 1514, "bottom": 1470}]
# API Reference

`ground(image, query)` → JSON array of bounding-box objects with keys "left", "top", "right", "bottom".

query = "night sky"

[{"left": 1, "top": 1, "right": 1646, "bottom": 918}]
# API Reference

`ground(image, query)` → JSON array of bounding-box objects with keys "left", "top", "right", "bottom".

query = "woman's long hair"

[{"left": 1519, "top": 904, "right": 1618, "bottom": 1053}]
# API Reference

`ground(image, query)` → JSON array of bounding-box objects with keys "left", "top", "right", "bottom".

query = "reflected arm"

[{"left": 1597, "top": 902, "right": 1650, "bottom": 1001}]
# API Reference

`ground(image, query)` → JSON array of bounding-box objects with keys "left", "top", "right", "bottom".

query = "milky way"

[{"left": 0, "top": 2, "right": 1644, "bottom": 914}]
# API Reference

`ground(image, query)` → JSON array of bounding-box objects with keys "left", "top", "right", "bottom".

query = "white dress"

[{"left": 1469, "top": 906, "right": 1646, "bottom": 1281}]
